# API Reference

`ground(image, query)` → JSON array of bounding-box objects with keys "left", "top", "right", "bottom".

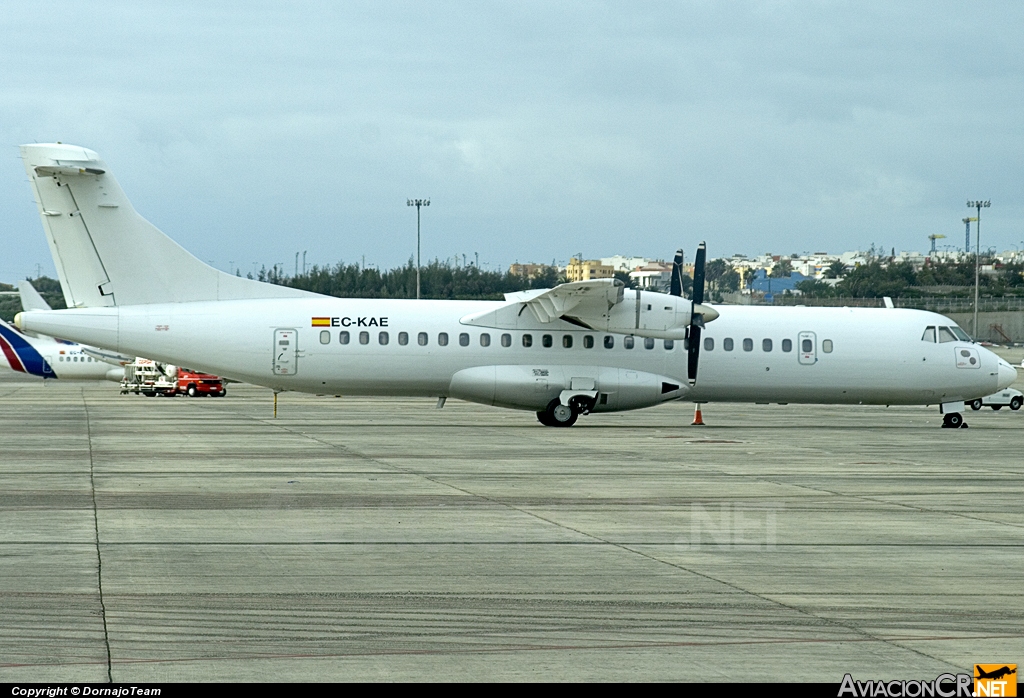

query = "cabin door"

[
  {"left": 798, "top": 331, "right": 817, "bottom": 365},
  {"left": 273, "top": 329, "right": 298, "bottom": 375}
]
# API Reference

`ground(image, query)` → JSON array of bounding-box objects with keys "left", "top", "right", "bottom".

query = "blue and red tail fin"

[{"left": 0, "top": 319, "right": 56, "bottom": 378}]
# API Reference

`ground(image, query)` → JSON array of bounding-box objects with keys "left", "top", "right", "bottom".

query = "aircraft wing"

[
  {"left": 465, "top": 279, "right": 625, "bottom": 329},
  {"left": 81, "top": 346, "right": 135, "bottom": 366}
]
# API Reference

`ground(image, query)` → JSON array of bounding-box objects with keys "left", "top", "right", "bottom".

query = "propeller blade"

[
  {"left": 670, "top": 249, "right": 684, "bottom": 297},
  {"left": 687, "top": 242, "right": 707, "bottom": 385},
  {"left": 688, "top": 325, "right": 702, "bottom": 383},
  {"left": 691, "top": 243, "right": 706, "bottom": 306}
]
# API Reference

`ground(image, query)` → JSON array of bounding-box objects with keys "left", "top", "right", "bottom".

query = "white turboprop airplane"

[
  {"left": 0, "top": 283, "right": 125, "bottom": 382},
  {"left": 12, "top": 143, "right": 1018, "bottom": 428}
]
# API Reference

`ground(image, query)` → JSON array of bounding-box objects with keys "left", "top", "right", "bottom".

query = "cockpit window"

[
  {"left": 937, "top": 327, "right": 957, "bottom": 343},
  {"left": 921, "top": 326, "right": 936, "bottom": 343},
  {"left": 949, "top": 326, "right": 972, "bottom": 341}
]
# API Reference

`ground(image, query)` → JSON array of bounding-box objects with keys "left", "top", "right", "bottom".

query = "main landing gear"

[
  {"left": 941, "top": 412, "right": 967, "bottom": 429},
  {"left": 536, "top": 396, "right": 595, "bottom": 427}
]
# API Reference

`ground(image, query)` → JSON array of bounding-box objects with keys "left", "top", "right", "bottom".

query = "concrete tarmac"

[{"left": 1, "top": 367, "right": 1021, "bottom": 682}]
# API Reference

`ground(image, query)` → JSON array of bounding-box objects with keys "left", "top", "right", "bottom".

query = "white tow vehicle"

[{"left": 969, "top": 388, "right": 1023, "bottom": 411}]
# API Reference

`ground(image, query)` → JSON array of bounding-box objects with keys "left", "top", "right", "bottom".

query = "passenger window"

[
  {"left": 501, "top": 333, "right": 511, "bottom": 347},
  {"left": 743, "top": 338, "right": 753, "bottom": 352},
  {"left": 398, "top": 332, "right": 409, "bottom": 345},
  {"left": 781, "top": 338, "right": 792, "bottom": 352},
  {"left": 562, "top": 335, "right": 573, "bottom": 348},
  {"left": 938, "top": 327, "right": 957, "bottom": 343},
  {"left": 921, "top": 326, "right": 936, "bottom": 342},
  {"left": 604, "top": 335, "right": 614, "bottom": 349},
  {"left": 644, "top": 337, "right": 655, "bottom": 350},
  {"left": 522, "top": 334, "right": 533, "bottom": 348},
  {"left": 723, "top": 338, "right": 734, "bottom": 351},
  {"left": 379, "top": 331, "right": 389, "bottom": 345},
  {"left": 320, "top": 330, "right": 331, "bottom": 344},
  {"left": 802, "top": 338, "right": 813, "bottom": 353},
  {"left": 624, "top": 336, "right": 634, "bottom": 349},
  {"left": 417, "top": 332, "right": 428, "bottom": 346},
  {"left": 480, "top": 333, "right": 490, "bottom": 347},
  {"left": 762, "top": 338, "right": 772, "bottom": 352},
  {"left": 340, "top": 331, "right": 350, "bottom": 345},
  {"left": 583, "top": 335, "right": 594, "bottom": 349},
  {"left": 438, "top": 332, "right": 448, "bottom": 346},
  {"left": 822, "top": 339, "right": 833, "bottom": 353},
  {"left": 359, "top": 331, "right": 369, "bottom": 345},
  {"left": 459, "top": 333, "right": 470, "bottom": 346},
  {"left": 542, "top": 334, "right": 553, "bottom": 348},
  {"left": 704, "top": 337, "right": 714, "bottom": 351},
  {"left": 664, "top": 339, "right": 674, "bottom": 350}
]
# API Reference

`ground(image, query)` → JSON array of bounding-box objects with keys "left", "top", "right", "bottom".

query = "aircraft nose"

[{"left": 997, "top": 360, "right": 1018, "bottom": 390}]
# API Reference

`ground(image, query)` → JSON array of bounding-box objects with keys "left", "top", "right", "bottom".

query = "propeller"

[
  {"left": 670, "top": 249, "right": 684, "bottom": 297},
  {"left": 687, "top": 242, "right": 707, "bottom": 386}
]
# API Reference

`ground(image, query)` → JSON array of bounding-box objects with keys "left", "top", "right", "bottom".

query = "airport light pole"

[
  {"left": 407, "top": 199, "right": 430, "bottom": 299},
  {"left": 967, "top": 200, "right": 990, "bottom": 338}
]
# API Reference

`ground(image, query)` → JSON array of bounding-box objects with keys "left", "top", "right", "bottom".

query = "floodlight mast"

[
  {"left": 407, "top": 198, "right": 430, "bottom": 300},
  {"left": 966, "top": 200, "right": 990, "bottom": 338}
]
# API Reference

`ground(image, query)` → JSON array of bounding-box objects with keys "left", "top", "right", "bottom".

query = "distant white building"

[
  {"left": 600, "top": 255, "right": 651, "bottom": 272},
  {"left": 629, "top": 262, "right": 673, "bottom": 290}
]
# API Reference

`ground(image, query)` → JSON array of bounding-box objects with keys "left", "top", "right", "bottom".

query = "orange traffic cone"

[{"left": 692, "top": 403, "right": 705, "bottom": 426}]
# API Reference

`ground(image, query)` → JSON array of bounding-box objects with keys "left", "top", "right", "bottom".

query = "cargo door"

[
  {"left": 273, "top": 329, "right": 298, "bottom": 375},
  {"left": 798, "top": 331, "right": 817, "bottom": 365}
]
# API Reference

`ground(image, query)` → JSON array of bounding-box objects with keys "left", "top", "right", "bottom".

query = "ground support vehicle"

[
  {"left": 969, "top": 388, "right": 1023, "bottom": 411},
  {"left": 177, "top": 369, "right": 227, "bottom": 397},
  {"left": 120, "top": 358, "right": 178, "bottom": 396}
]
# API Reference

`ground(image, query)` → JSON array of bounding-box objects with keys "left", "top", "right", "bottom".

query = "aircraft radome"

[{"left": 12, "top": 143, "right": 1018, "bottom": 428}]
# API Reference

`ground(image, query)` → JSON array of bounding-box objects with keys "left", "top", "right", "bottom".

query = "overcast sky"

[{"left": 2, "top": 1, "right": 1022, "bottom": 281}]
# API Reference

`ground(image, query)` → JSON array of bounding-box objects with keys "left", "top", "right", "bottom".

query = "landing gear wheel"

[
  {"left": 942, "top": 412, "right": 964, "bottom": 429},
  {"left": 1011, "top": 397, "right": 1022, "bottom": 411},
  {"left": 536, "top": 411, "right": 555, "bottom": 426},
  {"left": 970, "top": 399, "right": 983, "bottom": 411},
  {"left": 991, "top": 405, "right": 1002, "bottom": 411},
  {"left": 540, "top": 399, "right": 578, "bottom": 427}
]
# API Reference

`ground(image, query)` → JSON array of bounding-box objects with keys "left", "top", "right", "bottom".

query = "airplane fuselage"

[{"left": 17, "top": 299, "right": 1009, "bottom": 410}]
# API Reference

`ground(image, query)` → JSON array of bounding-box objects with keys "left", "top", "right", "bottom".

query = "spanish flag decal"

[{"left": 311, "top": 317, "right": 331, "bottom": 327}]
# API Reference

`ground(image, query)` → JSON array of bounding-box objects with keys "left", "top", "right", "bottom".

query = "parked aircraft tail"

[
  {"left": 18, "top": 280, "right": 52, "bottom": 311},
  {"left": 0, "top": 317, "right": 52, "bottom": 376},
  {"left": 19, "top": 144, "right": 316, "bottom": 307}
]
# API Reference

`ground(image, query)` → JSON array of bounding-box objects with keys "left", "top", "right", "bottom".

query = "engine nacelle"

[
  {"left": 598, "top": 289, "right": 693, "bottom": 339},
  {"left": 448, "top": 364, "right": 688, "bottom": 412}
]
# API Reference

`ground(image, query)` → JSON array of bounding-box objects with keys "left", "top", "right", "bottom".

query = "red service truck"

[{"left": 177, "top": 369, "right": 226, "bottom": 397}]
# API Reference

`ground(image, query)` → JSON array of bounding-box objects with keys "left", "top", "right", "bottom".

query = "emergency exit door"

[
  {"left": 798, "top": 331, "right": 817, "bottom": 365},
  {"left": 273, "top": 329, "right": 298, "bottom": 375}
]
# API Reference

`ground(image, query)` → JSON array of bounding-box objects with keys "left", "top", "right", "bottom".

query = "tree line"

[{"left": 795, "top": 259, "right": 1024, "bottom": 298}]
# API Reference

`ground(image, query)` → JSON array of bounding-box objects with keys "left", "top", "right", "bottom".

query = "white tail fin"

[
  {"left": 17, "top": 280, "right": 52, "bottom": 311},
  {"left": 20, "top": 144, "right": 315, "bottom": 307}
]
